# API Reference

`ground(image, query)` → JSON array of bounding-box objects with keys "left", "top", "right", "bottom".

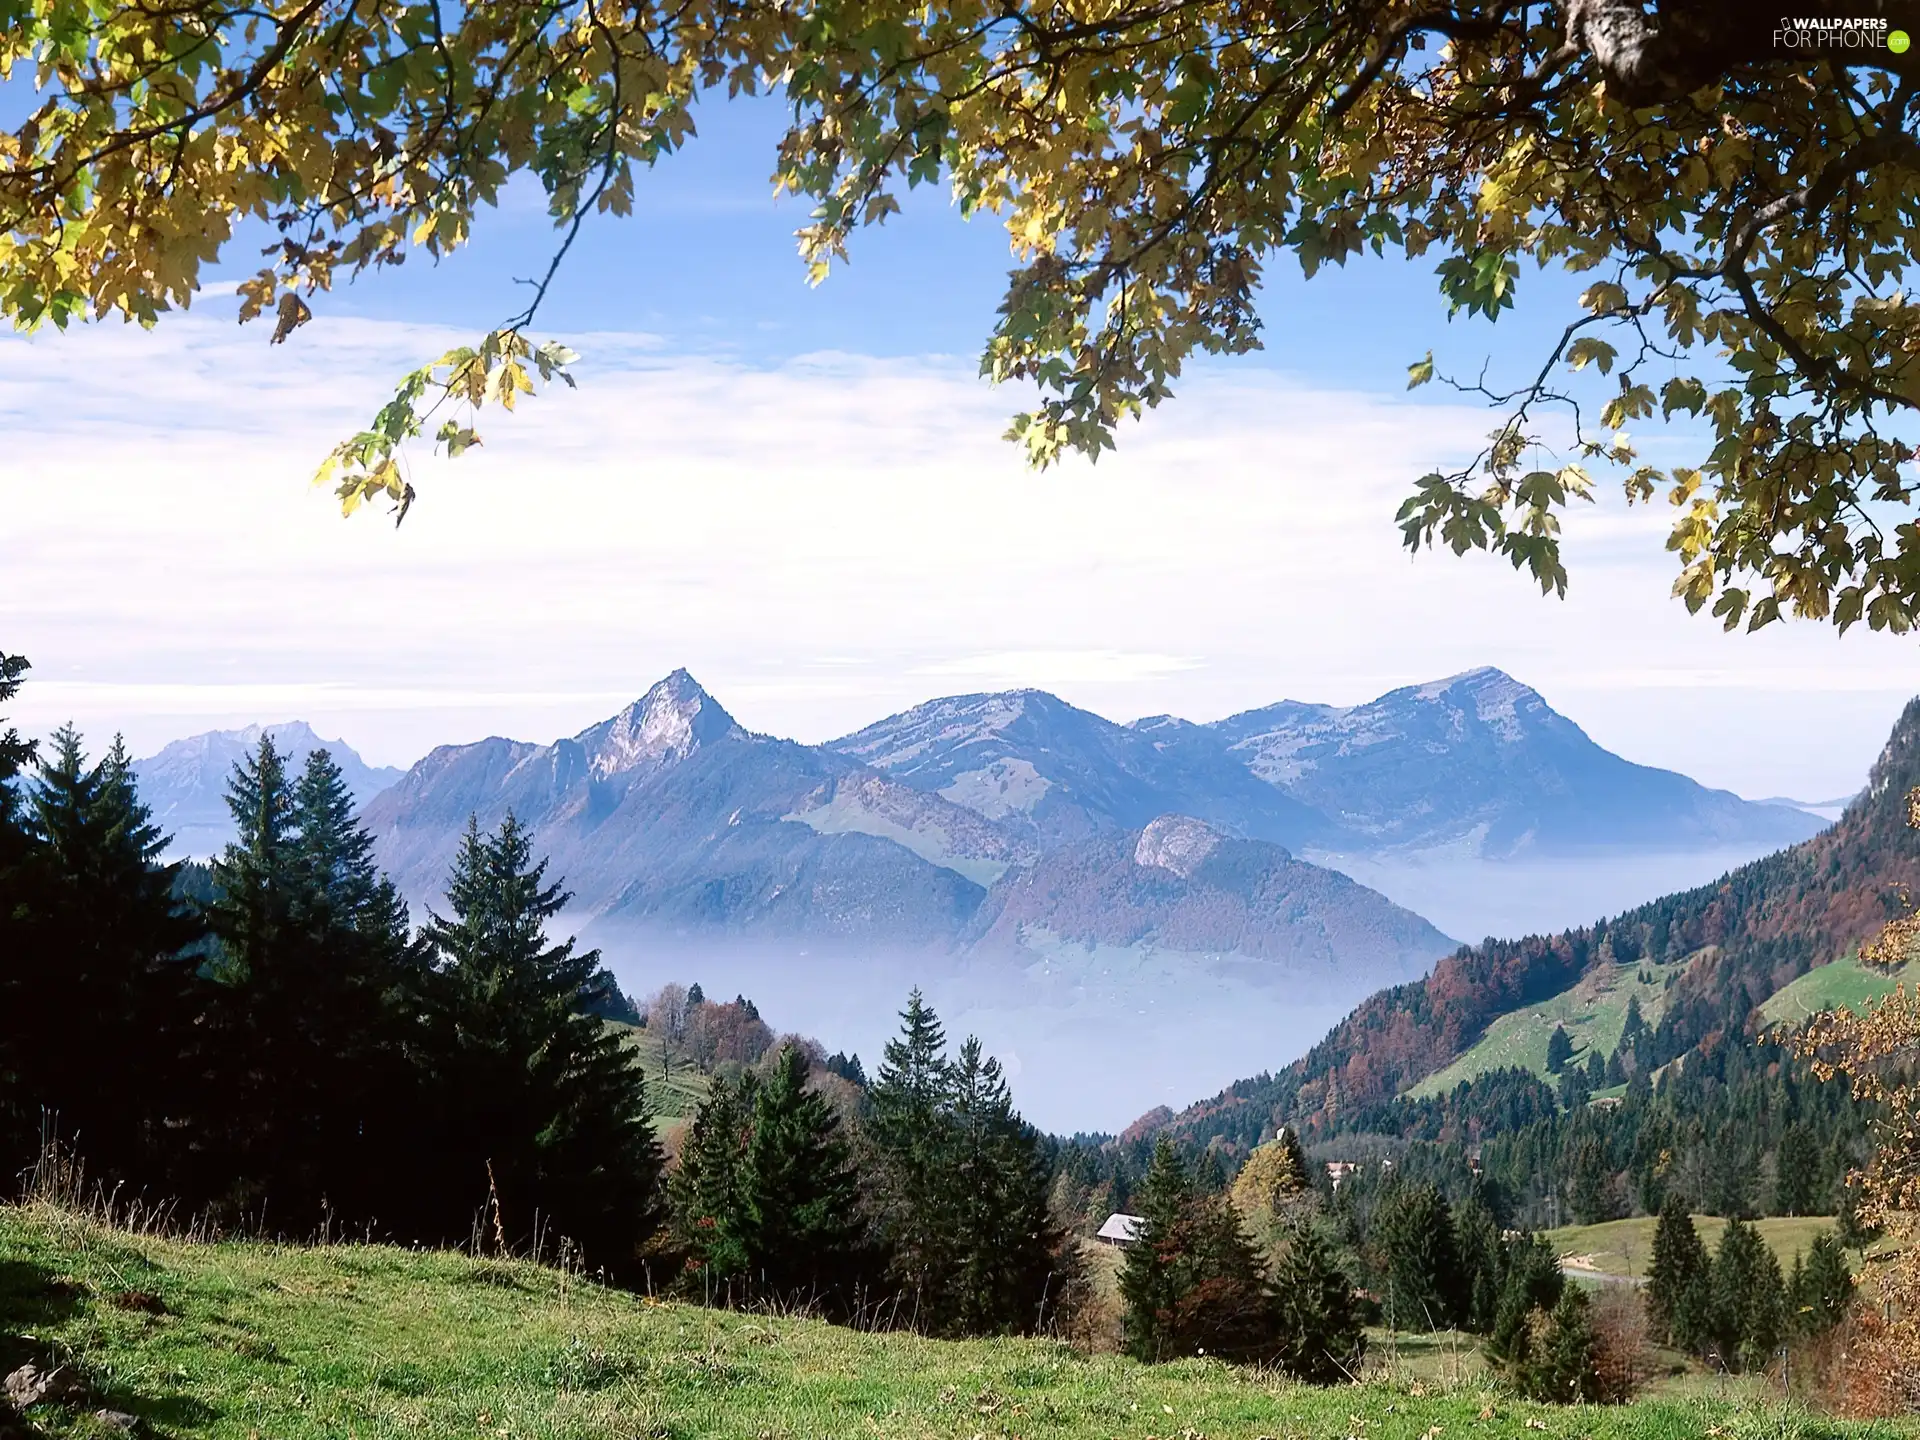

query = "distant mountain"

[
  {"left": 1199, "top": 667, "right": 1822, "bottom": 859},
  {"left": 832, "top": 668, "right": 1825, "bottom": 942},
  {"left": 968, "top": 814, "right": 1449, "bottom": 974},
  {"left": 1145, "top": 692, "right": 1920, "bottom": 1152},
  {"left": 829, "top": 689, "right": 1332, "bottom": 850},
  {"left": 135, "top": 721, "right": 402, "bottom": 857},
  {"left": 365, "top": 670, "right": 1018, "bottom": 945},
  {"left": 136, "top": 666, "right": 1856, "bottom": 1129}
]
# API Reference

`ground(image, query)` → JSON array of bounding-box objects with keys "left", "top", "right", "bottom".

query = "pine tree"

[
  {"left": 1710, "top": 1216, "right": 1786, "bottom": 1373},
  {"left": 1546, "top": 1026, "right": 1574, "bottom": 1074},
  {"left": 1790, "top": 1231, "right": 1853, "bottom": 1337},
  {"left": 1271, "top": 1221, "right": 1364, "bottom": 1383},
  {"left": 739, "top": 1044, "right": 862, "bottom": 1301},
  {"left": 426, "top": 814, "right": 665, "bottom": 1273},
  {"left": 1646, "top": 1193, "right": 1711, "bottom": 1350},
  {"left": 1373, "top": 1183, "right": 1463, "bottom": 1333}
]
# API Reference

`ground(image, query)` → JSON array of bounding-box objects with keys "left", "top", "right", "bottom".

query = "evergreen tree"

[
  {"left": 1515, "top": 1288, "right": 1603, "bottom": 1404},
  {"left": 1271, "top": 1221, "right": 1364, "bottom": 1383},
  {"left": 1709, "top": 1216, "right": 1785, "bottom": 1373},
  {"left": 668, "top": 1073, "right": 757, "bottom": 1294},
  {"left": 1583, "top": 1048, "right": 1606, "bottom": 1090},
  {"left": 1118, "top": 1138, "right": 1192, "bottom": 1360},
  {"left": 1567, "top": 1136, "right": 1613, "bottom": 1224},
  {"left": 199, "top": 738, "right": 431, "bottom": 1225},
  {"left": 1603, "top": 1048, "right": 1626, "bottom": 1087},
  {"left": 1373, "top": 1183, "right": 1462, "bottom": 1332},
  {"left": 1118, "top": 1139, "right": 1275, "bottom": 1362},
  {"left": 943, "top": 1037, "right": 1069, "bottom": 1336},
  {"left": 426, "top": 814, "right": 665, "bottom": 1273},
  {"left": 1451, "top": 1193, "right": 1505, "bottom": 1335},
  {"left": 1771, "top": 1121, "right": 1820, "bottom": 1217},
  {"left": 739, "top": 1044, "right": 862, "bottom": 1300},
  {"left": 4, "top": 728, "right": 196, "bottom": 1181},
  {"left": 1646, "top": 1194, "right": 1711, "bottom": 1351},
  {"left": 1789, "top": 1231, "right": 1853, "bottom": 1337},
  {"left": 1546, "top": 1026, "right": 1574, "bottom": 1074},
  {"left": 866, "top": 990, "right": 957, "bottom": 1315},
  {"left": 1489, "top": 1231, "right": 1564, "bottom": 1362},
  {"left": 0, "top": 652, "right": 32, "bottom": 1159}
]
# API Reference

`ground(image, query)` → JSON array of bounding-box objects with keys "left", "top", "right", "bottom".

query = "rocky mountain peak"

[
  {"left": 1134, "top": 814, "right": 1225, "bottom": 878},
  {"left": 578, "top": 669, "right": 742, "bottom": 780}
]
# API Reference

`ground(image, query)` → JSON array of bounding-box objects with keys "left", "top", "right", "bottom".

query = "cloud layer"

[{"left": 2, "top": 312, "right": 1913, "bottom": 800}]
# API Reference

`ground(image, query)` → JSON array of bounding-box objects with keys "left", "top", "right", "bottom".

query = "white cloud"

[{"left": 1, "top": 311, "right": 1914, "bottom": 799}]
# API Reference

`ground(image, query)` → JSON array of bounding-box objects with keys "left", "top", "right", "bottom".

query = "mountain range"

[
  {"left": 131, "top": 667, "right": 1831, "bottom": 1127},
  {"left": 133, "top": 721, "right": 403, "bottom": 860}
]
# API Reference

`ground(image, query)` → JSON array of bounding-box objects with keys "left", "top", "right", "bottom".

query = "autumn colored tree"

[
  {"left": 10, "top": 4, "right": 1920, "bottom": 629},
  {"left": 1119, "top": 1138, "right": 1277, "bottom": 1363}
]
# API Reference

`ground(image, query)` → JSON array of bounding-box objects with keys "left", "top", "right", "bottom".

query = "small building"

[
  {"left": 1097, "top": 1213, "right": 1146, "bottom": 1247},
  {"left": 1325, "top": 1161, "right": 1359, "bottom": 1189}
]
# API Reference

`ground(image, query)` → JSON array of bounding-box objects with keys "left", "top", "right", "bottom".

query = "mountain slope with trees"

[{"left": 1152, "top": 694, "right": 1920, "bottom": 1149}]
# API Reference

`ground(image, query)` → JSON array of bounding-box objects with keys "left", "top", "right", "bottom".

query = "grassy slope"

[
  {"left": 1542, "top": 1216, "right": 1844, "bottom": 1281},
  {"left": 1405, "top": 961, "right": 1676, "bottom": 1099},
  {"left": 609, "top": 1023, "right": 711, "bottom": 1127},
  {"left": 0, "top": 1206, "right": 1900, "bottom": 1440},
  {"left": 1758, "top": 955, "right": 1914, "bottom": 1028}
]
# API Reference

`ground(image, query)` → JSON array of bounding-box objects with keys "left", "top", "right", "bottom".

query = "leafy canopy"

[{"left": 6, "top": 0, "right": 1920, "bottom": 628}]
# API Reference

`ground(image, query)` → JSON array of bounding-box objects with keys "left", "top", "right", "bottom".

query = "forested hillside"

[{"left": 1156, "top": 695, "right": 1920, "bottom": 1152}]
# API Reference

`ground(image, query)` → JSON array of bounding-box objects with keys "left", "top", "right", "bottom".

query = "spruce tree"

[
  {"left": 1451, "top": 1193, "right": 1505, "bottom": 1335},
  {"left": 739, "top": 1044, "right": 862, "bottom": 1302},
  {"left": 1646, "top": 1193, "right": 1711, "bottom": 1350},
  {"left": 942, "top": 1038, "right": 1068, "bottom": 1335},
  {"left": 200, "top": 738, "right": 431, "bottom": 1226},
  {"left": 1373, "top": 1183, "right": 1463, "bottom": 1332},
  {"left": 1119, "top": 1139, "right": 1275, "bottom": 1362},
  {"left": 426, "top": 814, "right": 665, "bottom": 1273},
  {"left": 1119, "top": 1139, "right": 1194, "bottom": 1361},
  {"left": 1790, "top": 1231, "right": 1853, "bottom": 1337},
  {"left": 8, "top": 729, "right": 195, "bottom": 1181},
  {"left": 1546, "top": 1026, "right": 1574, "bottom": 1074},
  {"left": 1709, "top": 1216, "right": 1786, "bottom": 1373},
  {"left": 1271, "top": 1221, "right": 1364, "bottom": 1383},
  {"left": 668, "top": 1072, "right": 756, "bottom": 1294},
  {"left": 0, "top": 651, "right": 32, "bottom": 1164},
  {"left": 867, "top": 990, "right": 957, "bottom": 1316},
  {"left": 1771, "top": 1121, "right": 1820, "bottom": 1217}
]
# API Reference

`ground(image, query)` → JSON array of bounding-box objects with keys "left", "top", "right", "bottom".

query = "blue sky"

[{"left": 2, "top": 87, "right": 1916, "bottom": 801}]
